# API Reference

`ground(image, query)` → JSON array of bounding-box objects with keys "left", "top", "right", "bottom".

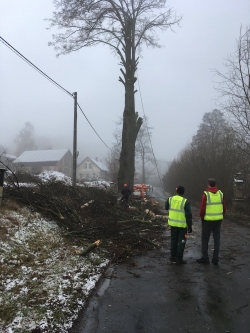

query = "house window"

[
  {"left": 89, "top": 163, "right": 92, "bottom": 169},
  {"left": 80, "top": 174, "right": 83, "bottom": 179},
  {"left": 84, "top": 163, "right": 87, "bottom": 169}
]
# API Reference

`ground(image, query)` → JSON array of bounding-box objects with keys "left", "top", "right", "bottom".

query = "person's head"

[
  {"left": 124, "top": 183, "right": 127, "bottom": 187},
  {"left": 176, "top": 186, "right": 185, "bottom": 195},
  {"left": 207, "top": 178, "right": 216, "bottom": 187}
]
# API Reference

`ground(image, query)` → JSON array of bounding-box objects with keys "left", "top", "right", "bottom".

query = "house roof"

[
  {"left": 79, "top": 157, "right": 107, "bottom": 171},
  {"left": 5, "top": 154, "right": 17, "bottom": 160},
  {"left": 14, "top": 149, "right": 71, "bottom": 163},
  {"left": 0, "top": 153, "right": 17, "bottom": 160},
  {"left": 89, "top": 158, "right": 107, "bottom": 171}
]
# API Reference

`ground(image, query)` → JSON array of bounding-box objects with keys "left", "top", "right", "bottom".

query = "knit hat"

[
  {"left": 176, "top": 186, "right": 185, "bottom": 195},
  {"left": 207, "top": 178, "right": 216, "bottom": 187}
]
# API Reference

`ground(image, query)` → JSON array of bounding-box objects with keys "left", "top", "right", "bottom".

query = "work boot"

[
  {"left": 176, "top": 258, "right": 187, "bottom": 265},
  {"left": 212, "top": 258, "right": 219, "bottom": 265},
  {"left": 196, "top": 257, "right": 210, "bottom": 264},
  {"left": 167, "top": 257, "right": 176, "bottom": 265}
]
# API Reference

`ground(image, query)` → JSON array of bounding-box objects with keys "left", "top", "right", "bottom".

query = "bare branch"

[{"left": 214, "top": 25, "right": 250, "bottom": 155}]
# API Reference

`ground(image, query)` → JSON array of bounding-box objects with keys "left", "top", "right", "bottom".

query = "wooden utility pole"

[
  {"left": 73, "top": 92, "right": 77, "bottom": 188},
  {"left": 0, "top": 169, "right": 5, "bottom": 206}
]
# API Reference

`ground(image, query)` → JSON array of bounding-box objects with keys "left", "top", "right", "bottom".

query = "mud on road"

[{"left": 70, "top": 199, "right": 250, "bottom": 333}]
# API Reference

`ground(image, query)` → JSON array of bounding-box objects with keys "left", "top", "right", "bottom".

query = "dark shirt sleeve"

[
  {"left": 165, "top": 198, "right": 170, "bottom": 210},
  {"left": 223, "top": 197, "right": 226, "bottom": 217},
  {"left": 200, "top": 193, "right": 206, "bottom": 219},
  {"left": 184, "top": 200, "right": 192, "bottom": 227}
]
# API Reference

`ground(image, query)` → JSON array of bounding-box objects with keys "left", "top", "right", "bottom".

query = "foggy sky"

[{"left": 0, "top": 0, "right": 249, "bottom": 171}]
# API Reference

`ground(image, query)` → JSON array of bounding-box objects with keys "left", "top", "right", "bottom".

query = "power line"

[
  {"left": 0, "top": 36, "right": 73, "bottom": 97},
  {"left": 77, "top": 103, "right": 111, "bottom": 150},
  {"left": 0, "top": 35, "right": 111, "bottom": 150},
  {"left": 136, "top": 73, "right": 167, "bottom": 199}
]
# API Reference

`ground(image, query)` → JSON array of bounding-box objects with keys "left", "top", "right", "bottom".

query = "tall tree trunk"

[
  {"left": 118, "top": 18, "right": 142, "bottom": 192},
  {"left": 142, "top": 148, "right": 145, "bottom": 184}
]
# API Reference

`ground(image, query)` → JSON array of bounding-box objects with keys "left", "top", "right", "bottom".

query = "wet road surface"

[{"left": 70, "top": 189, "right": 250, "bottom": 333}]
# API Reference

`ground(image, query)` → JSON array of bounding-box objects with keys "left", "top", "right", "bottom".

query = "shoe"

[
  {"left": 196, "top": 257, "right": 210, "bottom": 264},
  {"left": 168, "top": 257, "right": 176, "bottom": 264},
  {"left": 176, "top": 258, "right": 187, "bottom": 265},
  {"left": 212, "top": 258, "right": 218, "bottom": 265}
]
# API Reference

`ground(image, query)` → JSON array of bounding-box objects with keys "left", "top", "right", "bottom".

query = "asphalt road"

[{"left": 70, "top": 189, "right": 250, "bottom": 333}]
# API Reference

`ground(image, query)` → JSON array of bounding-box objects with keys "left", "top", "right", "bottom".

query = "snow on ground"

[{"left": 0, "top": 203, "right": 109, "bottom": 333}]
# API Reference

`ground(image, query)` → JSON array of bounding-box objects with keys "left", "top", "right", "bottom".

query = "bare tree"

[
  {"left": 14, "top": 122, "right": 37, "bottom": 156},
  {"left": 105, "top": 149, "right": 120, "bottom": 183},
  {"left": 104, "top": 118, "right": 122, "bottom": 183},
  {"left": 105, "top": 115, "right": 154, "bottom": 185},
  {"left": 214, "top": 25, "right": 250, "bottom": 156},
  {"left": 163, "top": 110, "right": 238, "bottom": 202},
  {"left": 47, "top": 0, "right": 181, "bottom": 190},
  {"left": 104, "top": 131, "right": 120, "bottom": 184},
  {"left": 135, "top": 118, "right": 154, "bottom": 183}
]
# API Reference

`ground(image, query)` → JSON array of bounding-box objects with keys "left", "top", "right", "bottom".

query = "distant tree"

[
  {"left": 47, "top": 0, "right": 181, "bottom": 191},
  {"left": 35, "top": 135, "right": 53, "bottom": 150},
  {"left": 14, "top": 122, "right": 37, "bottom": 156},
  {"left": 0, "top": 144, "right": 5, "bottom": 154},
  {"left": 105, "top": 149, "right": 120, "bottom": 184},
  {"left": 106, "top": 116, "right": 154, "bottom": 185},
  {"left": 135, "top": 118, "right": 155, "bottom": 184},
  {"left": 163, "top": 110, "right": 238, "bottom": 202},
  {"left": 104, "top": 132, "right": 120, "bottom": 184},
  {"left": 215, "top": 25, "right": 250, "bottom": 156},
  {"left": 162, "top": 159, "right": 179, "bottom": 193}
]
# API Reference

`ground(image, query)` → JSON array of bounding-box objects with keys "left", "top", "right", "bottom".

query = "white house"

[{"left": 77, "top": 157, "right": 107, "bottom": 181}]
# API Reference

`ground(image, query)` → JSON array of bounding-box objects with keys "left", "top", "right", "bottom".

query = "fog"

[{"left": 0, "top": 0, "right": 249, "bottom": 168}]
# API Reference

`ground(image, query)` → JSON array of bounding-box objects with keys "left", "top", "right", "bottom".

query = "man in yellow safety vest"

[
  {"left": 165, "top": 186, "right": 193, "bottom": 264},
  {"left": 196, "top": 178, "right": 226, "bottom": 265}
]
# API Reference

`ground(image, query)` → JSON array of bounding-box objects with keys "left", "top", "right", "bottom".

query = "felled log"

[
  {"left": 79, "top": 240, "right": 101, "bottom": 256},
  {"left": 117, "top": 219, "right": 152, "bottom": 223}
]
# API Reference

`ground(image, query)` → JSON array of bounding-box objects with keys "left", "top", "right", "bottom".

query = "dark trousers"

[
  {"left": 171, "top": 227, "right": 187, "bottom": 259},
  {"left": 201, "top": 220, "right": 222, "bottom": 260}
]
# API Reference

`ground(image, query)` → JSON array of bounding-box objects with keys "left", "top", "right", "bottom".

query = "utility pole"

[
  {"left": 0, "top": 169, "right": 6, "bottom": 207},
  {"left": 73, "top": 92, "right": 77, "bottom": 188}
]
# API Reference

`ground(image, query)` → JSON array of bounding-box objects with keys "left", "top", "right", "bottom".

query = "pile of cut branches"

[{"left": 2, "top": 169, "right": 168, "bottom": 263}]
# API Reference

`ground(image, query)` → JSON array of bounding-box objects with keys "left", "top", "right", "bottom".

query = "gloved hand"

[{"left": 187, "top": 226, "right": 192, "bottom": 233}]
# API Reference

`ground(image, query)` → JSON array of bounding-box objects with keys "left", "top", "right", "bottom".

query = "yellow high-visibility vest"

[
  {"left": 204, "top": 190, "right": 223, "bottom": 221},
  {"left": 168, "top": 195, "right": 187, "bottom": 228}
]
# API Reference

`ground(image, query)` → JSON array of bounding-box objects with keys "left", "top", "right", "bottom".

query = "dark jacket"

[
  {"left": 165, "top": 196, "right": 192, "bottom": 228},
  {"left": 200, "top": 186, "right": 226, "bottom": 220},
  {"left": 121, "top": 186, "right": 131, "bottom": 197}
]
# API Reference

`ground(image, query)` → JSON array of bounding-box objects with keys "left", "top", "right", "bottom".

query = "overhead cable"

[
  {"left": 0, "top": 35, "right": 111, "bottom": 150},
  {"left": 77, "top": 103, "right": 111, "bottom": 150},
  {"left": 136, "top": 73, "right": 167, "bottom": 199},
  {"left": 0, "top": 36, "right": 73, "bottom": 97}
]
